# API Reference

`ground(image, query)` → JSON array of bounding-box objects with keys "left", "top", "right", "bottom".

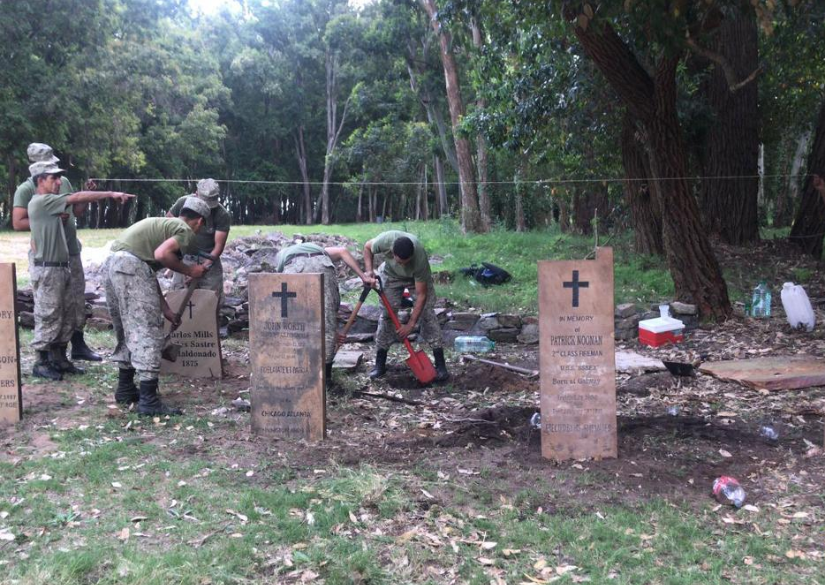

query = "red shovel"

[{"left": 375, "top": 277, "right": 437, "bottom": 385}]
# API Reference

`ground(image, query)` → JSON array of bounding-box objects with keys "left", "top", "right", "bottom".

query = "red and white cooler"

[{"left": 638, "top": 314, "right": 685, "bottom": 348}]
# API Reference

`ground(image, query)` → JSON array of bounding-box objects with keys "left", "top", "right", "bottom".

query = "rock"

[
  {"left": 614, "top": 327, "right": 638, "bottom": 341},
  {"left": 517, "top": 323, "right": 540, "bottom": 344},
  {"left": 615, "top": 303, "right": 637, "bottom": 318},
  {"left": 342, "top": 277, "right": 364, "bottom": 292},
  {"left": 618, "top": 372, "right": 675, "bottom": 396},
  {"left": 497, "top": 314, "right": 522, "bottom": 328},
  {"left": 488, "top": 327, "right": 520, "bottom": 343},
  {"left": 19, "top": 311, "right": 34, "bottom": 329},
  {"left": 671, "top": 301, "right": 698, "bottom": 316},
  {"left": 444, "top": 312, "right": 478, "bottom": 331},
  {"left": 433, "top": 270, "right": 452, "bottom": 284},
  {"left": 615, "top": 314, "right": 641, "bottom": 330},
  {"left": 476, "top": 315, "right": 501, "bottom": 332},
  {"left": 90, "top": 304, "right": 112, "bottom": 321},
  {"left": 85, "top": 318, "right": 113, "bottom": 331}
]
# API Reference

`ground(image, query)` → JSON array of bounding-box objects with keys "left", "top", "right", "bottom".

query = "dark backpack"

[{"left": 459, "top": 262, "right": 512, "bottom": 287}]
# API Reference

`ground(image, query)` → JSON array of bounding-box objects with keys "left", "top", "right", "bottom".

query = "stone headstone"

[
  {"left": 249, "top": 273, "right": 325, "bottom": 441},
  {"left": 160, "top": 289, "right": 222, "bottom": 378},
  {"left": 0, "top": 264, "right": 22, "bottom": 426},
  {"left": 538, "top": 247, "right": 617, "bottom": 461}
]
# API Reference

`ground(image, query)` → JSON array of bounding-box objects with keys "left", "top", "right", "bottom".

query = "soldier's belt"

[{"left": 33, "top": 261, "right": 69, "bottom": 267}]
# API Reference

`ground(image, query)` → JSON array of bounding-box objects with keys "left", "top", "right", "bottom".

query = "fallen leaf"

[
  {"left": 477, "top": 557, "right": 495, "bottom": 566},
  {"left": 118, "top": 527, "right": 130, "bottom": 541},
  {"left": 481, "top": 541, "right": 497, "bottom": 550},
  {"left": 719, "top": 449, "right": 733, "bottom": 458}
]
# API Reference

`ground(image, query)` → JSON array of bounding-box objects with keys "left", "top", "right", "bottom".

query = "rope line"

[{"left": 89, "top": 172, "right": 819, "bottom": 187}]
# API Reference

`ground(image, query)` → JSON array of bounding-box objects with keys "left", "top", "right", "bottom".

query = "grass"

[{"left": 1, "top": 219, "right": 675, "bottom": 314}]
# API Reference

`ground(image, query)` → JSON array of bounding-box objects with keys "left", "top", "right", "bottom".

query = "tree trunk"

[
  {"left": 571, "top": 16, "right": 731, "bottom": 319},
  {"left": 434, "top": 154, "right": 448, "bottom": 217},
  {"left": 558, "top": 194, "right": 570, "bottom": 233},
  {"left": 621, "top": 112, "right": 664, "bottom": 255},
  {"left": 514, "top": 169, "right": 526, "bottom": 233},
  {"left": 697, "top": 12, "right": 760, "bottom": 244},
  {"left": 422, "top": 164, "right": 430, "bottom": 221},
  {"left": 356, "top": 174, "right": 364, "bottom": 223},
  {"left": 368, "top": 186, "right": 376, "bottom": 223},
  {"left": 321, "top": 50, "right": 351, "bottom": 225},
  {"left": 415, "top": 165, "right": 423, "bottom": 221},
  {"left": 294, "top": 127, "right": 312, "bottom": 226},
  {"left": 419, "top": 0, "right": 483, "bottom": 234},
  {"left": 790, "top": 99, "right": 825, "bottom": 257},
  {"left": 471, "top": 17, "right": 492, "bottom": 231},
  {"left": 776, "top": 130, "right": 811, "bottom": 227}
]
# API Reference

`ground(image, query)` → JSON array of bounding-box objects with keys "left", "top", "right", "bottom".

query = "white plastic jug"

[{"left": 780, "top": 282, "right": 815, "bottom": 332}]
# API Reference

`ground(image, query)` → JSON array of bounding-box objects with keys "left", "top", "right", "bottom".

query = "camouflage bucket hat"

[
  {"left": 196, "top": 178, "right": 220, "bottom": 208},
  {"left": 27, "top": 143, "right": 60, "bottom": 164},
  {"left": 182, "top": 196, "right": 211, "bottom": 219},
  {"left": 29, "top": 161, "right": 66, "bottom": 177}
]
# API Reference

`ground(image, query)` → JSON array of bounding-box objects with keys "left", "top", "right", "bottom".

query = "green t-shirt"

[
  {"left": 28, "top": 193, "right": 71, "bottom": 263},
  {"left": 111, "top": 218, "right": 197, "bottom": 271},
  {"left": 274, "top": 242, "right": 330, "bottom": 272},
  {"left": 370, "top": 230, "right": 431, "bottom": 282},
  {"left": 168, "top": 196, "right": 231, "bottom": 254},
  {"left": 14, "top": 177, "right": 81, "bottom": 255}
]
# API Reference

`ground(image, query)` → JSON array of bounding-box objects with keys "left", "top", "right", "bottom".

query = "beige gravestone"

[
  {"left": 160, "top": 289, "right": 222, "bottom": 378},
  {"left": 0, "top": 264, "right": 22, "bottom": 425},
  {"left": 539, "top": 247, "right": 617, "bottom": 461},
  {"left": 249, "top": 273, "right": 325, "bottom": 441}
]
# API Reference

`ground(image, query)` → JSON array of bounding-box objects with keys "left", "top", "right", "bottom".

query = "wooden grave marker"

[
  {"left": 0, "top": 264, "right": 23, "bottom": 425},
  {"left": 249, "top": 273, "right": 326, "bottom": 441},
  {"left": 538, "top": 247, "right": 617, "bottom": 461},
  {"left": 160, "top": 289, "right": 222, "bottom": 378}
]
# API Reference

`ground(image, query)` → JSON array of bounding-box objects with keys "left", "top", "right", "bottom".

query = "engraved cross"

[
  {"left": 186, "top": 301, "right": 195, "bottom": 319},
  {"left": 563, "top": 270, "right": 589, "bottom": 308},
  {"left": 272, "top": 282, "right": 297, "bottom": 318}
]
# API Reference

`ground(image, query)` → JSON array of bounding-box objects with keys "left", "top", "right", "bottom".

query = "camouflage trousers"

[
  {"left": 170, "top": 255, "right": 225, "bottom": 310},
  {"left": 104, "top": 252, "right": 164, "bottom": 382},
  {"left": 69, "top": 254, "right": 87, "bottom": 331},
  {"left": 30, "top": 264, "right": 75, "bottom": 351},
  {"left": 375, "top": 271, "right": 442, "bottom": 351},
  {"left": 282, "top": 255, "right": 339, "bottom": 364}
]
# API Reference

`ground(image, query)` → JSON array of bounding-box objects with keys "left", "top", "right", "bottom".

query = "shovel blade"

[{"left": 406, "top": 350, "right": 437, "bottom": 385}]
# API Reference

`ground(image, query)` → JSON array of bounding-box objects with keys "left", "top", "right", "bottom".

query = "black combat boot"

[
  {"left": 71, "top": 330, "right": 102, "bottom": 362},
  {"left": 433, "top": 348, "right": 450, "bottom": 382},
  {"left": 369, "top": 349, "right": 388, "bottom": 379},
  {"left": 137, "top": 379, "right": 183, "bottom": 416},
  {"left": 33, "top": 350, "right": 63, "bottom": 381},
  {"left": 115, "top": 368, "right": 139, "bottom": 405},
  {"left": 51, "top": 345, "right": 85, "bottom": 375}
]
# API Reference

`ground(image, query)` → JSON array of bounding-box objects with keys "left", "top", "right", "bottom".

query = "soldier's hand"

[
  {"left": 361, "top": 274, "right": 376, "bottom": 288},
  {"left": 396, "top": 322, "right": 414, "bottom": 340},
  {"left": 113, "top": 192, "right": 136, "bottom": 204},
  {"left": 59, "top": 212, "right": 69, "bottom": 224},
  {"left": 188, "top": 264, "right": 207, "bottom": 280}
]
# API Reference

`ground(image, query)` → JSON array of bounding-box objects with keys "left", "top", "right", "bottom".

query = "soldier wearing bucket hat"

[
  {"left": 166, "top": 178, "right": 231, "bottom": 329},
  {"left": 12, "top": 142, "right": 105, "bottom": 363},
  {"left": 104, "top": 196, "right": 209, "bottom": 415},
  {"left": 26, "top": 160, "right": 136, "bottom": 381}
]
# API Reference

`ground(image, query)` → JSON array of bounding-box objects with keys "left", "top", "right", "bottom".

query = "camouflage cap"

[
  {"left": 182, "top": 196, "right": 211, "bottom": 219},
  {"left": 29, "top": 161, "right": 66, "bottom": 177},
  {"left": 27, "top": 143, "right": 60, "bottom": 164},
  {"left": 196, "top": 178, "right": 220, "bottom": 208}
]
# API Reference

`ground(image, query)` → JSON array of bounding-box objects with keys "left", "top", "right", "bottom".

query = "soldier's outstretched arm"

[
  {"left": 154, "top": 237, "right": 207, "bottom": 279},
  {"left": 325, "top": 246, "right": 373, "bottom": 286}
]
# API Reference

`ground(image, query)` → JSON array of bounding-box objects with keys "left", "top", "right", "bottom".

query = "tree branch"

[{"left": 685, "top": 36, "right": 762, "bottom": 94}]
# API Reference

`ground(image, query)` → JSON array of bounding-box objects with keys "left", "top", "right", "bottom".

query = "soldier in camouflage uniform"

[
  {"left": 166, "top": 178, "right": 231, "bottom": 323},
  {"left": 275, "top": 241, "right": 373, "bottom": 386},
  {"left": 13, "top": 143, "right": 104, "bottom": 362},
  {"left": 104, "top": 197, "right": 209, "bottom": 416},
  {"left": 26, "top": 161, "right": 135, "bottom": 380},
  {"left": 363, "top": 231, "right": 448, "bottom": 382}
]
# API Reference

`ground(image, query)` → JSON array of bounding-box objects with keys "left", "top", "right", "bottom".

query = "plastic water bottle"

[
  {"left": 454, "top": 336, "right": 495, "bottom": 353},
  {"left": 780, "top": 282, "right": 815, "bottom": 331},
  {"left": 751, "top": 282, "right": 771, "bottom": 318},
  {"left": 529, "top": 412, "right": 541, "bottom": 429},
  {"left": 713, "top": 476, "right": 746, "bottom": 508}
]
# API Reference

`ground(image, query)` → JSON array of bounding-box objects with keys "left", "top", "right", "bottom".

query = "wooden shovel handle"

[
  {"left": 168, "top": 277, "right": 200, "bottom": 335},
  {"left": 337, "top": 285, "right": 371, "bottom": 349}
]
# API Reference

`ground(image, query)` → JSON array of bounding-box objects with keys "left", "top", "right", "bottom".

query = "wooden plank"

[
  {"left": 699, "top": 356, "right": 825, "bottom": 391},
  {"left": 332, "top": 349, "right": 363, "bottom": 372}
]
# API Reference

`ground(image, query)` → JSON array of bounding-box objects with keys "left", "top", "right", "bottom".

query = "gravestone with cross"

[
  {"left": 0, "top": 264, "right": 23, "bottom": 426},
  {"left": 160, "top": 289, "right": 222, "bottom": 378},
  {"left": 538, "top": 247, "right": 617, "bottom": 461},
  {"left": 248, "top": 273, "right": 326, "bottom": 441}
]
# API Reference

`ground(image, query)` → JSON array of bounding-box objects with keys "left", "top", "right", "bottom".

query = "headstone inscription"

[
  {"left": 538, "top": 247, "right": 617, "bottom": 461},
  {"left": 249, "top": 273, "right": 326, "bottom": 441},
  {"left": 160, "top": 289, "right": 222, "bottom": 378},
  {"left": 0, "top": 264, "right": 22, "bottom": 425}
]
